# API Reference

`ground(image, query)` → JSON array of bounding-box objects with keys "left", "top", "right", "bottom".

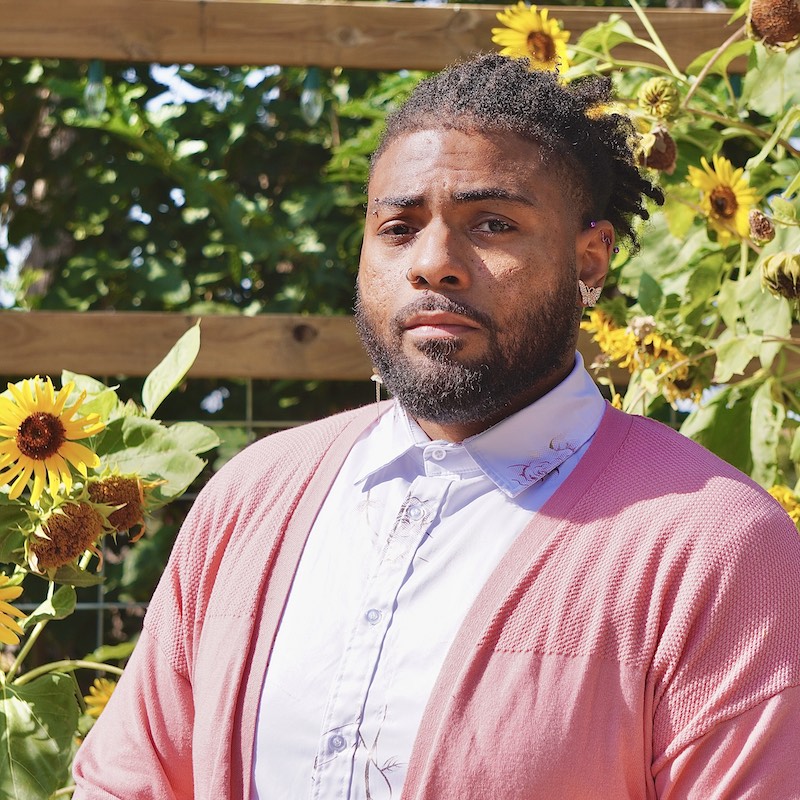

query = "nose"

[{"left": 406, "top": 222, "right": 472, "bottom": 290}]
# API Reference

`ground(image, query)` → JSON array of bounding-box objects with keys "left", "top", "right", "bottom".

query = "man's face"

[{"left": 356, "top": 127, "right": 607, "bottom": 431}]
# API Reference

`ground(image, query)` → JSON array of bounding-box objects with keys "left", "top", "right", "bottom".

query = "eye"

[
  {"left": 378, "top": 221, "right": 417, "bottom": 239},
  {"left": 474, "top": 218, "right": 514, "bottom": 233}
]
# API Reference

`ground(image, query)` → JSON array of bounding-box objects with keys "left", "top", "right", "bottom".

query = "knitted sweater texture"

[{"left": 73, "top": 403, "right": 800, "bottom": 799}]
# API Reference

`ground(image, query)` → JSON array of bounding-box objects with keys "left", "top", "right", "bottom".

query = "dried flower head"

[
  {"left": 761, "top": 251, "right": 800, "bottom": 300},
  {"left": 637, "top": 77, "right": 680, "bottom": 119},
  {"left": 88, "top": 475, "right": 145, "bottom": 533},
  {"left": 637, "top": 126, "right": 678, "bottom": 175},
  {"left": 748, "top": 0, "right": 800, "bottom": 50},
  {"left": 749, "top": 209, "right": 776, "bottom": 245},
  {"left": 29, "top": 501, "right": 106, "bottom": 572}
]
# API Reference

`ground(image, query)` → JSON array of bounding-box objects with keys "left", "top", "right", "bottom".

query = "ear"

[{"left": 575, "top": 220, "right": 614, "bottom": 292}]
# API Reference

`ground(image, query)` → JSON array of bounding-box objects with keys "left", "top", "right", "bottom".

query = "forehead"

[{"left": 368, "top": 128, "right": 554, "bottom": 199}]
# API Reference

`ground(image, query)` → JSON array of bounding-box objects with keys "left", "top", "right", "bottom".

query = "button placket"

[{"left": 311, "top": 478, "right": 447, "bottom": 800}]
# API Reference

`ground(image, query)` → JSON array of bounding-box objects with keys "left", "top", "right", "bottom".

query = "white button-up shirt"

[{"left": 252, "top": 356, "right": 606, "bottom": 800}]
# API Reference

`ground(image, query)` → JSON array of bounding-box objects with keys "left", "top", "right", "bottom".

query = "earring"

[{"left": 579, "top": 279, "right": 602, "bottom": 307}]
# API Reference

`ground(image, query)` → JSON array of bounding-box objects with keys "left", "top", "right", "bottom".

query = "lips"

[{"left": 402, "top": 311, "right": 482, "bottom": 338}]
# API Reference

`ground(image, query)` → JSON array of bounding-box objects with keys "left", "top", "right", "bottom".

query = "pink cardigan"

[{"left": 73, "top": 403, "right": 800, "bottom": 799}]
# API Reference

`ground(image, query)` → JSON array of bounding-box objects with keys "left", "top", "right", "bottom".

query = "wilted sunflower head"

[
  {"left": 27, "top": 500, "right": 109, "bottom": 573},
  {"left": 637, "top": 126, "right": 678, "bottom": 174},
  {"left": 761, "top": 251, "right": 800, "bottom": 300},
  {"left": 88, "top": 474, "right": 147, "bottom": 534},
  {"left": 747, "top": 0, "right": 800, "bottom": 50},
  {"left": 749, "top": 209, "right": 777, "bottom": 245}
]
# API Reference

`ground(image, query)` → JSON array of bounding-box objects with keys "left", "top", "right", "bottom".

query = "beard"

[{"left": 354, "top": 268, "right": 581, "bottom": 427}]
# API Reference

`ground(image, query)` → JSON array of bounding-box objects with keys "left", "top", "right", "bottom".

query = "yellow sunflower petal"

[
  {"left": 59, "top": 440, "right": 101, "bottom": 475},
  {"left": 8, "top": 462, "right": 33, "bottom": 500}
]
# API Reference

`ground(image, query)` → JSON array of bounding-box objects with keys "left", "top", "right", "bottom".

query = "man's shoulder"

[{"left": 597, "top": 406, "right": 793, "bottom": 540}]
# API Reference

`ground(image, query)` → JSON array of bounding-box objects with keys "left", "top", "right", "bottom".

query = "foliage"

[
  {"left": 0, "top": 326, "right": 217, "bottom": 798},
  {"left": 541, "top": 0, "right": 800, "bottom": 514},
  {"left": 0, "top": 61, "right": 420, "bottom": 315}
]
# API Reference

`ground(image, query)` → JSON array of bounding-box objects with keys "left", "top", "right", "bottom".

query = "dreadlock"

[{"left": 371, "top": 53, "right": 664, "bottom": 253}]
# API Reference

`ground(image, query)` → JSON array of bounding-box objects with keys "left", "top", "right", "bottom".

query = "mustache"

[{"left": 391, "top": 295, "right": 494, "bottom": 333}]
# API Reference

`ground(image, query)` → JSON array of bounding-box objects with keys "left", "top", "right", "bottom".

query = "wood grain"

[
  {"left": 0, "top": 310, "right": 621, "bottom": 383},
  {"left": 0, "top": 1, "right": 734, "bottom": 72}
]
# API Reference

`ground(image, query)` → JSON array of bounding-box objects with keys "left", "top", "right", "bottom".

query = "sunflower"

[
  {"left": 0, "top": 378, "right": 105, "bottom": 504},
  {"left": 0, "top": 574, "right": 25, "bottom": 646},
  {"left": 492, "top": 3, "right": 570, "bottom": 73},
  {"left": 687, "top": 154, "right": 758, "bottom": 245},
  {"left": 84, "top": 677, "right": 117, "bottom": 718},
  {"left": 769, "top": 485, "right": 800, "bottom": 528}
]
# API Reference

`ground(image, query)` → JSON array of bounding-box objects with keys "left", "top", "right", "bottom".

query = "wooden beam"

[
  {"left": 0, "top": 0, "right": 733, "bottom": 72},
  {"left": 0, "top": 311, "right": 372, "bottom": 380},
  {"left": 0, "top": 310, "right": 622, "bottom": 383}
]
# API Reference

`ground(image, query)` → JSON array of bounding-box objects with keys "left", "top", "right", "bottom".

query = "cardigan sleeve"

[
  {"left": 71, "top": 626, "right": 195, "bottom": 800},
  {"left": 654, "top": 686, "right": 800, "bottom": 798}
]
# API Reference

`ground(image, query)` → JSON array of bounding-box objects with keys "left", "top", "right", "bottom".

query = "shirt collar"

[{"left": 355, "top": 354, "right": 605, "bottom": 498}]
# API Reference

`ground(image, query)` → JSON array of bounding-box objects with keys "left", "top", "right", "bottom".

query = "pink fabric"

[{"left": 73, "top": 403, "right": 800, "bottom": 799}]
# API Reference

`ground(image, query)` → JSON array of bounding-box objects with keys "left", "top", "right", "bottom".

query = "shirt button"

[
  {"left": 330, "top": 734, "right": 347, "bottom": 752},
  {"left": 407, "top": 503, "right": 424, "bottom": 521},
  {"left": 365, "top": 608, "right": 381, "bottom": 624},
  {"left": 431, "top": 448, "right": 447, "bottom": 461}
]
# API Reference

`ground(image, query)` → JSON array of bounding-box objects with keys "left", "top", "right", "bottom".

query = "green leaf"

[
  {"left": 680, "top": 385, "right": 754, "bottom": 474},
  {"left": 142, "top": 321, "right": 201, "bottom": 418},
  {"left": 741, "top": 45, "right": 800, "bottom": 116},
  {"left": 770, "top": 196, "right": 797, "bottom": 225},
  {"left": 51, "top": 563, "right": 105, "bottom": 588},
  {"left": 98, "top": 417, "right": 207, "bottom": 501},
  {"left": 750, "top": 378, "right": 785, "bottom": 488},
  {"left": 686, "top": 39, "right": 754, "bottom": 77},
  {"left": 790, "top": 426, "right": 800, "bottom": 464},
  {"left": 21, "top": 585, "right": 77, "bottom": 632},
  {"left": 638, "top": 272, "right": 663, "bottom": 315},
  {"left": 574, "top": 15, "right": 638, "bottom": 54},
  {"left": 83, "top": 640, "right": 137, "bottom": 664},
  {"left": 713, "top": 331, "right": 761, "bottom": 383},
  {"left": 717, "top": 279, "right": 743, "bottom": 330},
  {"left": 0, "top": 673, "right": 80, "bottom": 800},
  {"left": 166, "top": 421, "right": 220, "bottom": 455}
]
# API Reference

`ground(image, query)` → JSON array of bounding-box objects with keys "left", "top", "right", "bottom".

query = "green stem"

[
  {"left": 739, "top": 239, "right": 749, "bottom": 283},
  {"left": 13, "top": 659, "right": 124, "bottom": 686},
  {"left": 681, "top": 25, "right": 746, "bottom": 109},
  {"left": 5, "top": 620, "right": 48, "bottom": 683},
  {"left": 688, "top": 107, "right": 800, "bottom": 158},
  {"left": 626, "top": 0, "right": 683, "bottom": 77}
]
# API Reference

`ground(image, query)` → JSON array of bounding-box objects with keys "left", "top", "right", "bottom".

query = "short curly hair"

[{"left": 371, "top": 53, "right": 664, "bottom": 252}]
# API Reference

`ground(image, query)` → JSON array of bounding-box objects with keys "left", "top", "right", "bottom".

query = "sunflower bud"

[
  {"left": 88, "top": 475, "right": 145, "bottom": 533},
  {"left": 30, "top": 501, "right": 105, "bottom": 571},
  {"left": 747, "top": 0, "right": 800, "bottom": 49},
  {"left": 749, "top": 209, "right": 776, "bottom": 245},
  {"left": 637, "top": 126, "right": 677, "bottom": 175},
  {"left": 761, "top": 251, "right": 800, "bottom": 300},
  {"left": 637, "top": 77, "right": 680, "bottom": 119}
]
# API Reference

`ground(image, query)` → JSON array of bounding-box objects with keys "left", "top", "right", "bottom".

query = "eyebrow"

[{"left": 373, "top": 188, "right": 537, "bottom": 210}]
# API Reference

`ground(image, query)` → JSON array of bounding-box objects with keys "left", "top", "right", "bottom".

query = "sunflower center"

[
  {"left": 16, "top": 412, "right": 66, "bottom": 460},
  {"left": 710, "top": 186, "right": 738, "bottom": 220},
  {"left": 527, "top": 31, "right": 556, "bottom": 63}
]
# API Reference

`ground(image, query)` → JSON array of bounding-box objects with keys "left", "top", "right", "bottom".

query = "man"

[{"left": 73, "top": 54, "right": 800, "bottom": 799}]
